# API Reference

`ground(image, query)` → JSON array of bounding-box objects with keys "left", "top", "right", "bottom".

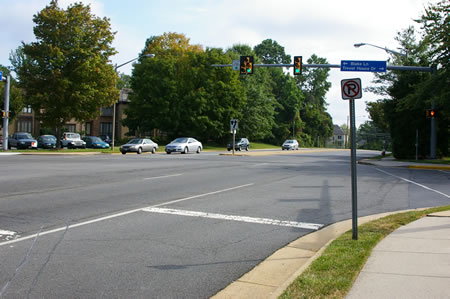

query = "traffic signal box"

[
  {"left": 426, "top": 109, "right": 437, "bottom": 118},
  {"left": 293, "top": 56, "right": 302, "bottom": 75},
  {"left": 240, "top": 56, "right": 254, "bottom": 75}
]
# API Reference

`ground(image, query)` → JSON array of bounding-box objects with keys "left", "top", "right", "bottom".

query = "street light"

[
  {"left": 354, "top": 43, "right": 407, "bottom": 57},
  {"left": 111, "top": 53, "right": 155, "bottom": 151}
]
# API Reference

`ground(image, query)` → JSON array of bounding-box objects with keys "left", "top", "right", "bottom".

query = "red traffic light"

[{"left": 426, "top": 109, "right": 437, "bottom": 118}]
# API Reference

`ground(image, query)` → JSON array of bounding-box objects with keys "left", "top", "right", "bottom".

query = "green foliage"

[
  {"left": 254, "top": 39, "right": 291, "bottom": 64},
  {"left": 0, "top": 65, "right": 25, "bottom": 121},
  {"left": 357, "top": 121, "right": 390, "bottom": 150},
  {"left": 10, "top": 0, "right": 118, "bottom": 141},
  {"left": 125, "top": 34, "right": 244, "bottom": 142},
  {"left": 367, "top": 21, "right": 449, "bottom": 159}
]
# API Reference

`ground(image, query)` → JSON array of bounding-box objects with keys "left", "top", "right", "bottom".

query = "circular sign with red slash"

[{"left": 341, "top": 78, "right": 362, "bottom": 100}]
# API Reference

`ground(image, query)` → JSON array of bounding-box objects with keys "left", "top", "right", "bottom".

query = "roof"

[{"left": 333, "top": 125, "right": 346, "bottom": 136}]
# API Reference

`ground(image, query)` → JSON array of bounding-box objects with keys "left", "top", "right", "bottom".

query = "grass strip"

[{"left": 280, "top": 205, "right": 450, "bottom": 299}]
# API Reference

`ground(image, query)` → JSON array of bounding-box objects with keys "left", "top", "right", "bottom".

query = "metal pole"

[
  {"left": 349, "top": 98, "right": 358, "bottom": 240},
  {"left": 111, "top": 101, "right": 116, "bottom": 151},
  {"left": 415, "top": 129, "right": 418, "bottom": 161},
  {"left": 2, "top": 75, "right": 10, "bottom": 151},
  {"left": 232, "top": 130, "right": 235, "bottom": 156},
  {"left": 430, "top": 66, "right": 437, "bottom": 159}
]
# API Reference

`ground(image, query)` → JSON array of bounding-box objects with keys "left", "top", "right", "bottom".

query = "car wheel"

[
  {"left": 121, "top": 152, "right": 126, "bottom": 155},
  {"left": 152, "top": 147, "right": 156, "bottom": 154},
  {"left": 166, "top": 151, "right": 171, "bottom": 154},
  {"left": 246, "top": 146, "right": 249, "bottom": 151},
  {"left": 137, "top": 147, "right": 142, "bottom": 154},
  {"left": 196, "top": 147, "right": 201, "bottom": 154},
  {"left": 183, "top": 147, "right": 188, "bottom": 154}
]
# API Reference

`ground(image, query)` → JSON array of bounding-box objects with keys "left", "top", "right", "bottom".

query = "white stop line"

[{"left": 143, "top": 207, "right": 324, "bottom": 230}]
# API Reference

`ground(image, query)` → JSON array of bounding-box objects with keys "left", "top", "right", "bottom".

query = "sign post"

[
  {"left": 341, "top": 78, "right": 362, "bottom": 240},
  {"left": 230, "top": 119, "right": 238, "bottom": 156}
]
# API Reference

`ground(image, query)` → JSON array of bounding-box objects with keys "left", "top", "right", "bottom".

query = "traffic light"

[
  {"left": 1, "top": 110, "right": 5, "bottom": 119},
  {"left": 293, "top": 56, "right": 302, "bottom": 75},
  {"left": 240, "top": 56, "right": 254, "bottom": 75},
  {"left": 426, "top": 109, "right": 437, "bottom": 118}
]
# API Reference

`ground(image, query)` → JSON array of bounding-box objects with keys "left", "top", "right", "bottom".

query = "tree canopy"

[{"left": 10, "top": 0, "right": 118, "bottom": 142}]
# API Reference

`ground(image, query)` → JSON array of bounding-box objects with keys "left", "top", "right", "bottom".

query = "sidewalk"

[
  {"left": 347, "top": 211, "right": 450, "bottom": 299},
  {"left": 358, "top": 157, "right": 450, "bottom": 171}
]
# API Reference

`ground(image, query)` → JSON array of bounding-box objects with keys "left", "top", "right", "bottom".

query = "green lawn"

[{"left": 280, "top": 205, "right": 450, "bottom": 299}]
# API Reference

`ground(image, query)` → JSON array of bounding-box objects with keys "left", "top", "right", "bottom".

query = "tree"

[
  {"left": 254, "top": 39, "right": 291, "bottom": 65},
  {"left": 125, "top": 33, "right": 245, "bottom": 142},
  {"left": 296, "top": 55, "right": 333, "bottom": 146},
  {"left": 10, "top": 0, "right": 117, "bottom": 146},
  {"left": 0, "top": 65, "right": 25, "bottom": 122}
]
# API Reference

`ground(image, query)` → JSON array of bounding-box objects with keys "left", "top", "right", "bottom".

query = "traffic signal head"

[
  {"left": 426, "top": 109, "right": 437, "bottom": 118},
  {"left": 293, "top": 56, "right": 302, "bottom": 75},
  {"left": 240, "top": 56, "right": 254, "bottom": 75}
]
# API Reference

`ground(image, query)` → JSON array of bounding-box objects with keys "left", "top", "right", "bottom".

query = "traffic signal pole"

[{"left": 2, "top": 75, "right": 10, "bottom": 151}]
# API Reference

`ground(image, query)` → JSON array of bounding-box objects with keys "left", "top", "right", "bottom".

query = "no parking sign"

[{"left": 341, "top": 78, "right": 362, "bottom": 100}]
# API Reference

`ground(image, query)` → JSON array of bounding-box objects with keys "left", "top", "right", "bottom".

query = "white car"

[
  {"left": 61, "top": 132, "right": 86, "bottom": 149},
  {"left": 165, "top": 137, "right": 202, "bottom": 154},
  {"left": 120, "top": 138, "right": 158, "bottom": 154},
  {"left": 282, "top": 139, "right": 299, "bottom": 150}
]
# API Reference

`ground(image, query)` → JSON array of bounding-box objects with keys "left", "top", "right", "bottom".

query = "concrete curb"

[{"left": 212, "top": 208, "right": 430, "bottom": 299}]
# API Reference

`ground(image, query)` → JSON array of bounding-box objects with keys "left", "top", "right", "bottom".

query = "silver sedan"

[
  {"left": 165, "top": 137, "right": 202, "bottom": 154},
  {"left": 120, "top": 138, "right": 158, "bottom": 154}
]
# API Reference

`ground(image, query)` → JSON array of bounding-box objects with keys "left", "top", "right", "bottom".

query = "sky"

[{"left": 0, "top": 0, "right": 435, "bottom": 128}]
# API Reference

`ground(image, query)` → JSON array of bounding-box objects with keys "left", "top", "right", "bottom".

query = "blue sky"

[{"left": 0, "top": 0, "right": 436, "bottom": 127}]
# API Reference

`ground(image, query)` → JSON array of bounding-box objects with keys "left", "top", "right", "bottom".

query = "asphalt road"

[{"left": 0, "top": 149, "right": 449, "bottom": 298}]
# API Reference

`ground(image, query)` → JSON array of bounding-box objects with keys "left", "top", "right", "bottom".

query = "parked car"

[
  {"left": 61, "top": 132, "right": 86, "bottom": 149},
  {"left": 282, "top": 139, "right": 299, "bottom": 150},
  {"left": 227, "top": 138, "right": 250, "bottom": 151},
  {"left": 99, "top": 135, "right": 112, "bottom": 145},
  {"left": 165, "top": 137, "right": 202, "bottom": 154},
  {"left": 37, "top": 135, "right": 57, "bottom": 149},
  {"left": 82, "top": 136, "right": 110, "bottom": 149},
  {"left": 120, "top": 138, "right": 158, "bottom": 154},
  {"left": 8, "top": 132, "right": 38, "bottom": 149}
]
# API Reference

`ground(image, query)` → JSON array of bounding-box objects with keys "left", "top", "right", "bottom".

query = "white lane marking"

[
  {"left": 0, "top": 183, "right": 254, "bottom": 246},
  {"left": 0, "top": 230, "right": 16, "bottom": 236},
  {"left": 151, "top": 183, "right": 254, "bottom": 207},
  {"left": 250, "top": 163, "right": 269, "bottom": 167},
  {"left": 142, "top": 173, "right": 183, "bottom": 180},
  {"left": 375, "top": 168, "right": 450, "bottom": 198},
  {"left": 438, "top": 170, "right": 450, "bottom": 174},
  {"left": 143, "top": 207, "right": 324, "bottom": 230}
]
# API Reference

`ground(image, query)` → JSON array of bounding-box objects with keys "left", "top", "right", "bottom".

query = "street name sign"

[
  {"left": 341, "top": 78, "right": 362, "bottom": 100},
  {"left": 0, "top": 71, "right": 3, "bottom": 79},
  {"left": 341, "top": 60, "right": 386, "bottom": 72}
]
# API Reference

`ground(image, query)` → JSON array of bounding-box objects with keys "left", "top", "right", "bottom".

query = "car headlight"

[{"left": 19, "top": 141, "right": 25, "bottom": 144}]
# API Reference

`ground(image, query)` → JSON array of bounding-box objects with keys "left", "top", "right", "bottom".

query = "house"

[{"left": 328, "top": 125, "right": 347, "bottom": 148}]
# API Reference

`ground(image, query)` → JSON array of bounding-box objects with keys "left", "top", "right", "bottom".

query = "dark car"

[
  {"left": 8, "top": 132, "right": 38, "bottom": 149},
  {"left": 99, "top": 135, "right": 112, "bottom": 145},
  {"left": 37, "top": 135, "right": 57, "bottom": 149},
  {"left": 227, "top": 138, "right": 250, "bottom": 151},
  {"left": 83, "top": 136, "right": 110, "bottom": 149}
]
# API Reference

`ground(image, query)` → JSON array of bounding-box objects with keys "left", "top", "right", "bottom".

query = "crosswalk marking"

[{"left": 143, "top": 207, "right": 324, "bottom": 230}]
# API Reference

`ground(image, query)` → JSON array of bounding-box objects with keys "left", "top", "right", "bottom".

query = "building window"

[
  {"left": 65, "top": 124, "right": 76, "bottom": 132},
  {"left": 18, "top": 119, "right": 32, "bottom": 133},
  {"left": 85, "top": 122, "right": 92, "bottom": 136},
  {"left": 337, "top": 135, "right": 342, "bottom": 140},
  {"left": 101, "top": 107, "right": 113, "bottom": 116},
  {"left": 100, "top": 122, "right": 112, "bottom": 136},
  {"left": 22, "top": 105, "right": 32, "bottom": 114}
]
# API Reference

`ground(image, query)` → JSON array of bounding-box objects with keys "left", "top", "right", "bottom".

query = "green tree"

[
  {"left": 254, "top": 39, "right": 291, "bottom": 64},
  {"left": 10, "top": 0, "right": 117, "bottom": 146},
  {"left": 227, "top": 44, "right": 277, "bottom": 140},
  {"left": 296, "top": 55, "right": 333, "bottom": 147},
  {"left": 125, "top": 33, "right": 244, "bottom": 142},
  {"left": 0, "top": 66, "right": 25, "bottom": 122}
]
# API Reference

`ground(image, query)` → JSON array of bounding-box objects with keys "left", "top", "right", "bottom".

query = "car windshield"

[
  {"left": 18, "top": 133, "right": 33, "bottom": 139},
  {"left": 90, "top": 137, "right": 103, "bottom": 142},
  {"left": 172, "top": 138, "right": 188, "bottom": 143},
  {"left": 285, "top": 140, "right": 293, "bottom": 144},
  {"left": 41, "top": 136, "right": 56, "bottom": 141},
  {"left": 128, "top": 139, "right": 143, "bottom": 144}
]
